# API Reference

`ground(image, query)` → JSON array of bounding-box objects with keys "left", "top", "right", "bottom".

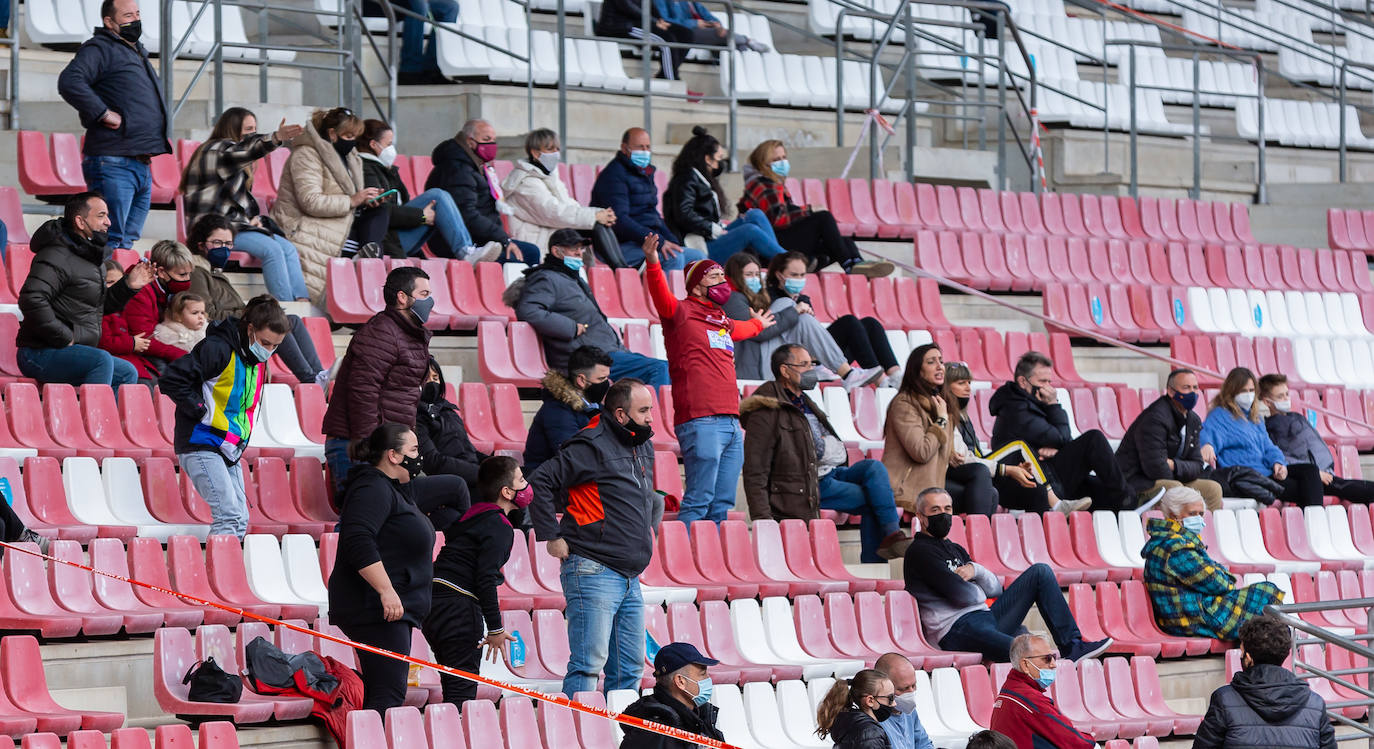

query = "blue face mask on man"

[
  {"left": 562, "top": 255, "right": 584, "bottom": 272},
  {"left": 689, "top": 676, "right": 713, "bottom": 707},
  {"left": 629, "top": 149, "right": 652, "bottom": 169},
  {"left": 1035, "top": 667, "right": 1056, "bottom": 689}
]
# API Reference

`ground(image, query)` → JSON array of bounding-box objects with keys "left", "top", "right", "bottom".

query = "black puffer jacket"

[
  {"left": 426, "top": 138, "right": 508, "bottom": 246},
  {"left": 620, "top": 685, "right": 725, "bottom": 749},
  {"left": 1193, "top": 664, "right": 1335, "bottom": 749},
  {"left": 17, "top": 219, "right": 137, "bottom": 349},
  {"left": 57, "top": 27, "right": 171, "bottom": 158},
  {"left": 664, "top": 168, "right": 723, "bottom": 240},
  {"left": 827, "top": 710, "right": 892, "bottom": 749},
  {"left": 415, "top": 358, "right": 488, "bottom": 490},
  {"left": 1116, "top": 394, "right": 1209, "bottom": 494},
  {"left": 988, "top": 380, "right": 1073, "bottom": 452}
]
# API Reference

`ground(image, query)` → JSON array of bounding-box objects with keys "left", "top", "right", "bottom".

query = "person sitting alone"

[
  {"left": 1116, "top": 368, "right": 1224, "bottom": 511},
  {"left": 989, "top": 633, "right": 1095, "bottom": 749},
  {"left": 619, "top": 642, "right": 727, "bottom": 748},
  {"left": 152, "top": 292, "right": 208, "bottom": 352}
]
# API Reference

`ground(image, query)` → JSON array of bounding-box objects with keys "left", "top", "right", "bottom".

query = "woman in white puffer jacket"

[{"left": 500, "top": 128, "right": 616, "bottom": 251}]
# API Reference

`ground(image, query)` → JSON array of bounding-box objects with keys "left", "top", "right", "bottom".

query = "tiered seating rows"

[{"left": 11, "top": 722, "right": 242, "bottom": 749}]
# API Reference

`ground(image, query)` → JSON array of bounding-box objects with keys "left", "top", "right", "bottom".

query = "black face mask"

[
  {"left": 117, "top": 20, "right": 142, "bottom": 44},
  {"left": 873, "top": 704, "right": 894, "bottom": 723},
  {"left": 333, "top": 138, "right": 356, "bottom": 160},
  {"left": 609, "top": 413, "right": 654, "bottom": 446},
  {"left": 399, "top": 454, "right": 423, "bottom": 479},
  {"left": 711, "top": 162, "right": 725, "bottom": 178},
  {"left": 956, "top": 396, "right": 971, "bottom": 411},
  {"left": 420, "top": 381, "right": 443, "bottom": 403},
  {"left": 925, "top": 512, "right": 953, "bottom": 539},
  {"left": 583, "top": 378, "right": 611, "bottom": 405}
]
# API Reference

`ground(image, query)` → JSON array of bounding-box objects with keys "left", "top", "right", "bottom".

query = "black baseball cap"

[
  {"left": 653, "top": 642, "right": 719, "bottom": 677},
  {"left": 548, "top": 228, "right": 592, "bottom": 251}
]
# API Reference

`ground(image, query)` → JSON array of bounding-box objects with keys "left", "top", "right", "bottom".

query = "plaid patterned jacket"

[
  {"left": 180, "top": 133, "right": 282, "bottom": 233},
  {"left": 1142, "top": 516, "right": 1283, "bottom": 641},
  {"left": 737, "top": 175, "right": 810, "bottom": 229}
]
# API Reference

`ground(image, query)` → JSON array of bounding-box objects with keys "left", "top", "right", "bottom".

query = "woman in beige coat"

[
  {"left": 270, "top": 107, "right": 378, "bottom": 304},
  {"left": 882, "top": 343, "right": 954, "bottom": 513}
]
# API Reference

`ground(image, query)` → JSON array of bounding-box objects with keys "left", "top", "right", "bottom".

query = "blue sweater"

[{"left": 1200, "top": 406, "right": 1286, "bottom": 474}]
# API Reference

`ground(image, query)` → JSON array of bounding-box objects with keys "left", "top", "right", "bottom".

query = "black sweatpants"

[
  {"left": 337, "top": 619, "right": 414, "bottom": 713},
  {"left": 993, "top": 473, "right": 1053, "bottom": 513},
  {"left": 0, "top": 497, "right": 28, "bottom": 554},
  {"left": 945, "top": 462, "right": 999, "bottom": 516},
  {"left": 1280, "top": 463, "right": 1325, "bottom": 507},
  {"left": 1044, "top": 429, "right": 1134, "bottom": 510},
  {"left": 773, "top": 211, "right": 862, "bottom": 271},
  {"left": 423, "top": 592, "right": 486, "bottom": 707},
  {"left": 1327, "top": 475, "right": 1374, "bottom": 504},
  {"left": 827, "top": 315, "right": 899, "bottom": 371}
]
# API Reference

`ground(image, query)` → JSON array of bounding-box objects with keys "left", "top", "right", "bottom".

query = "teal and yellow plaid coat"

[{"left": 1142, "top": 516, "right": 1284, "bottom": 641}]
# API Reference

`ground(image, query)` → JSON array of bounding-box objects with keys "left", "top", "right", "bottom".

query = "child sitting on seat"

[{"left": 153, "top": 292, "right": 209, "bottom": 352}]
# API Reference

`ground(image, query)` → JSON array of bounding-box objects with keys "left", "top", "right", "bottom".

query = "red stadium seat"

[
  {"left": 1067, "top": 582, "right": 1159, "bottom": 656},
  {"left": 1000, "top": 191, "right": 1025, "bottom": 234},
  {"left": 1330, "top": 208, "right": 1360, "bottom": 250},
  {"left": 130, "top": 537, "right": 236, "bottom": 626},
  {"left": 203, "top": 538, "right": 313, "bottom": 623},
  {"left": 1039, "top": 193, "right": 1070, "bottom": 236},
  {"left": 1126, "top": 656, "right": 1205, "bottom": 732},
  {"left": 89, "top": 537, "right": 203, "bottom": 628},
  {"left": 0, "top": 188, "right": 30, "bottom": 261},
  {"left": 324, "top": 259, "right": 371, "bottom": 324},
  {"left": 1062, "top": 194, "right": 1091, "bottom": 237},
  {"left": 167, "top": 535, "right": 278, "bottom": 620},
  {"left": 934, "top": 185, "right": 963, "bottom": 231},
  {"left": 17, "top": 132, "right": 72, "bottom": 197},
  {"left": 7, "top": 539, "right": 116, "bottom": 636},
  {"left": 911, "top": 182, "right": 943, "bottom": 230},
  {"left": 955, "top": 187, "right": 986, "bottom": 233},
  {"left": 155, "top": 627, "right": 275, "bottom": 723},
  {"left": 793, "top": 593, "right": 874, "bottom": 665},
  {"left": 52, "top": 538, "right": 162, "bottom": 633},
  {"left": 977, "top": 188, "right": 1005, "bottom": 233},
  {"left": 48, "top": 134, "right": 86, "bottom": 192},
  {"left": 720, "top": 520, "right": 818, "bottom": 597},
  {"left": 847, "top": 180, "right": 886, "bottom": 238},
  {"left": 690, "top": 520, "right": 789, "bottom": 598},
  {"left": 872, "top": 179, "right": 917, "bottom": 238},
  {"left": 892, "top": 181, "right": 923, "bottom": 232},
  {"left": 659, "top": 521, "right": 757, "bottom": 599},
  {"left": 1018, "top": 192, "right": 1047, "bottom": 235}
]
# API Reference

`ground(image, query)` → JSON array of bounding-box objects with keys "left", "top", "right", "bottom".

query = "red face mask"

[{"left": 164, "top": 278, "right": 192, "bottom": 294}]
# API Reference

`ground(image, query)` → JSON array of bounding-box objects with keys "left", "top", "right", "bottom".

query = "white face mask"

[
  {"left": 378, "top": 144, "right": 398, "bottom": 168},
  {"left": 894, "top": 691, "right": 919, "bottom": 715},
  {"left": 1274, "top": 399, "right": 1292, "bottom": 413},
  {"left": 1236, "top": 392, "right": 1256, "bottom": 411}
]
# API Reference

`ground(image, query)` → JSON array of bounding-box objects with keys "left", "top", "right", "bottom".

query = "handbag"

[
  {"left": 183, "top": 656, "right": 244, "bottom": 704},
  {"left": 590, "top": 223, "right": 630, "bottom": 269}
]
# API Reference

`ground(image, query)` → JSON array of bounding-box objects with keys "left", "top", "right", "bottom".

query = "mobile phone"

[{"left": 375, "top": 188, "right": 400, "bottom": 202}]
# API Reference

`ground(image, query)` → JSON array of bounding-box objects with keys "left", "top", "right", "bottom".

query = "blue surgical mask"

[
  {"left": 248, "top": 337, "right": 272, "bottom": 363},
  {"left": 771, "top": 159, "right": 790, "bottom": 177},
  {"left": 783, "top": 277, "right": 806, "bottom": 296},
  {"left": 1181, "top": 515, "right": 1206, "bottom": 534},
  {"left": 744, "top": 277, "right": 762, "bottom": 294},
  {"left": 207, "top": 246, "right": 231, "bottom": 270},
  {"left": 562, "top": 255, "right": 584, "bottom": 272},
  {"left": 691, "top": 677, "right": 714, "bottom": 707},
  {"left": 1035, "top": 667, "right": 1056, "bottom": 689},
  {"left": 629, "top": 150, "right": 652, "bottom": 169}
]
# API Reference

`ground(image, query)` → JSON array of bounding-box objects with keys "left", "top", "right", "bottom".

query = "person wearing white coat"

[{"left": 501, "top": 128, "right": 617, "bottom": 251}]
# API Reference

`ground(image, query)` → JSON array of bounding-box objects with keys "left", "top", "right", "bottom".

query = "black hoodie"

[
  {"left": 17, "top": 218, "right": 137, "bottom": 349},
  {"left": 1194, "top": 664, "right": 1336, "bottom": 749},
  {"left": 827, "top": 710, "right": 892, "bottom": 749},
  {"left": 415, "top": 357, "right": 488, "bottom": 490},
  {"left": 988, "top": 380, "right": 1072, "bottom": 453}
]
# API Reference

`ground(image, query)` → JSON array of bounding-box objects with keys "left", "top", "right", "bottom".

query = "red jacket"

[
  {"left": 118, "top": 280, "right": 189, "bottom": 377},
  {"left": 990, "top": 668, "right": 1095, "bottom": 749},
  {"left": 645, "top": 262, "right": 762, "bottom": 425}
]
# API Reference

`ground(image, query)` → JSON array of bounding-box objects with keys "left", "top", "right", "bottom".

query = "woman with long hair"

[
  {"left": 882, "top": 344, "right": 954, "bottom": 514},
  {"left": 815, "top": 669, "right": 896, "bottom": 748},
  {"left": 738, "top": 139, "right": 892, "bottom": 278},
  {"left": 179, "top": 106, "right": 309, "bottom": 301},
  {"left": 663, "top": 127, "right": 786, "bottom": 264},
  {"left": 353, "top": 119, "right": 475, "bottom": 259},
  {"left": 1200, "top": 366, "right": 1322, "bottom": 505}
]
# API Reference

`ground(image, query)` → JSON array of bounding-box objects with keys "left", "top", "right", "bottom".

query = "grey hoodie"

[{"left": 1194, "top": 663, "right": 1336, "bottom": 749}]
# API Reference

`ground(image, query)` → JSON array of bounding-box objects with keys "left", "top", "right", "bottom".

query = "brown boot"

[{"left": 877, "top": 530, "right": 912, "bottom": 560}]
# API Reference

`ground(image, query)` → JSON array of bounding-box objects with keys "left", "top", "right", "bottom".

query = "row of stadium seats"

[
  {"left": 24, "top": 0, "right": 294, "bottom": 63},
  {"left": 6, "top": 723, "right": 241, "bottom": 749}
]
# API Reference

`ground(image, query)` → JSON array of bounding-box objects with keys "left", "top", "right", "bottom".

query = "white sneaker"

[
  {"left": 842, "top": 365, "right": 885, "bottom": 392},
  {"left": 466, "top": 242, "right": 504, "bottom": 264},
  {"left": 881, "top": 373, "right": 903, "bottom": 389},
  {"left": 814, "top": 365, "right": 841, "bottom": 382},
  {"left": 1135, "top": 486, "right": 1167, "bottom": 514},
  {"left": 1053, "top": 497, "right": 1093, "bottom": 514}
]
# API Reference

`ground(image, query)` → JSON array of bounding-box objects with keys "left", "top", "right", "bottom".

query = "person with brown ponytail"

[{"left": 815, "top": 669, "right": 897, "bottom": 749}]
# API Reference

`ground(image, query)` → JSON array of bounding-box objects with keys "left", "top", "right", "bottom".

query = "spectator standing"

[
  {"left": 502, "top": 128, "right": 617, "bottom": 255},
  {"left": 1143, "top": 486, "right": 1283, "bottom": 641},
  {"left": 645, "top": 237, "right": 771, "bottom": 523},
  {"left": 17, "top": 193, "right": 153, "bottom": 387},
  {"left": 184, "top": 215, "right": 328, "bottom": 385},
  {"left": 271, "top": 107, "right": 377, "bottom": 304},
  {"left": 595, "top": 0, "right": 692, "bottom": 80},
  {"left": 740, "top": 344, "right": 910, "bottom": 562},
  {"left": 354, "top": 119, "right": 475, "bottom": 259},
  {"left": 989, "top": 633, "right": 1095, "bottom": 749},
  {"left": 328, "top": 423, "right": 436, "bottom": 713},
  {"left": 112, "top": 240, "right": 197, "bottom": 382},
  {"left": 591, "top": 128, "right": 707, "bottom": 271},
  {"left": 415, "top": 357, "right": 489, "bottom": 493},
  {"left": 906, "top": 487, "right": 1111, "bottom": 661},
  {"left": 158, "top": 296, "right": 290, "bottom": 537},
  {"left": 394, "top": 0, "right": 459, "bottom": 85},
  {"left": 814, "top": 669, "right": 897, "bottom": 749},
  {"left": 619, "top": 642, "right": 727, "bottom": 749},
  {"left": 1194, "top": 615, "right": 1336, "bottom": 749},
  {"left": 528, "top": 379, "right": 663, "bottom": 696},
  {"left": 1116, "top": 368, "right": 1224, "bottom": 510},
  {"left": 1260, "top": 373, "right": 1374, "bottom": 504},
  {"left": 873, "top": 653, "right": 935, "bottom": 749},
  {"left": 322, "top": 267, "right": 434, "bottom": 493},
  {"left": 179, "top": 106, "right": 309, "bottom": 301},
  {"left": 57, "top": 0, "right": 170, "bottom": 249},
  {"left": 152, "top": 292, "right": 208, "bottom": 353},
  {"left": 524, "top": 345, "right": 613, "bottom": 474},
  {"left": 663, "top": 127, "right": 786, "bottom": 263},
  {"left": 512, "top": 229, "right": 669, "bottom": 385},
  {"left": 738, "top": 140, "right": 893, "bottom": 277},
  {"left": 423, "top": 455, "right": 525, "bottom": 707},
  {"left": 426, "top": 119, "right": 539, "bottom": 263},
  {"left": 1201, "top": 367, "right": 1318, "bottom": 505}
]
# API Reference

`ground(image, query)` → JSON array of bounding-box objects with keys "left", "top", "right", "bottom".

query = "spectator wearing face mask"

[
  {"left": 620, "top": 642, "right": 727, "bottom": 749},
  {"left": 525, "top": 345, "right": 614, "bottom": 475},
  {"left": 814, "top": 669, "right": 898, "bottom": 749},
  {"left": 591, "top": 128, "right": 707, "bottom": 271},
  {"left": 415, "top": 357, "right": 489, "bottom": 493},
  {"left": 1116, "top": 368, "right": 1224, "bottom": 510},
  {"left": 502, "top": 128, "right": 616, "bottom": 254},
  {"left": 111, "top": 239, "right": 197, "bottom": 383},
  {"left": 1200, "top": 367, "right": 1318, "bottom": 506},
  {"left": 1259, "top": 373, "right": 1374, "bottom": 504},
  {"left": 873, "top": 653, "right": 935, "bottom": 749},
  {"left": 427, "top": 119, "right": 540, "bottom": 264},
  {"left": 989, "top": 634, "right": 1095, "bottom": 749},
  {"left": 353, "top": 119, "right": 475, "bottom": 259},
  {"left": 663, "top": 127, "right": 786, "bottom": 264}
]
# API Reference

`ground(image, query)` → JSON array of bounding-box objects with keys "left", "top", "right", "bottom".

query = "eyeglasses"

[
  {"left": 872, "top": 694, "right": 896, "bottom": 705},
  {"left": 333, "top": 107, "right": 354, "bottom": 117},
  {"left": 784, "top": 360, "right": 819, "bottom": 369},
  {"left": 1025, "top": 653, "right": 1058, "bottom": 665},
  {"left": 204, "top": 240, "right": 234, "bottom": 250}
]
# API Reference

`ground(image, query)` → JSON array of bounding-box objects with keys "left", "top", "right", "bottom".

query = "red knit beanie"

[{"left": 685, "top": 259, "right": 722, "bottom": 293}]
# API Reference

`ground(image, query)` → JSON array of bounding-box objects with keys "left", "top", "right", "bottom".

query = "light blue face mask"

[
  {"left": 783, "top": 277, "right": 806, "bottom": 296},
  {"left": 248, "top": 338, "right": 272, "bottom": 363},
  {"left": 1181, "top": 515, "right": 1207, "bottom": 534},
  {"left": 744, "top": 277, "right": 762, "bottom": 293},
  {"left": 563, "top": 255, "right": 584, "bottom": 272},
  {"left": 1035, "top": 667, "right": 1056, "bottom": 690},
  {"left": 771, "top": 158, "right": 790, "bottom": 177},
  {"left": 629, "top": 150, "right": 652, "bottom": 169},
  {"left": 691, "top": 677, "right": 714, "bottom": 707}
]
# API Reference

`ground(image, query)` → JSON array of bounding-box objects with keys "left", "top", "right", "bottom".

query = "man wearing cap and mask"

[
  {"left": 990, "top": 633, "right": 1095, "bottom": 749},
  {"left": 873, "top": 653, "right": 935, "bottom": 749},
  {"left": 643, "top": 233, "right": 774, "bottom": 524},
  {"left": 620, "top": 642, "right": 726, "bottom": 748},
  {"left": 512, "top": 228, "right": 670, "bottom": 385},
  {"left": 740, "top": 343, "right": 910, "bottom": 561},
  {"left": 529, "top": 378, "right": 662, "bottom": 697}
]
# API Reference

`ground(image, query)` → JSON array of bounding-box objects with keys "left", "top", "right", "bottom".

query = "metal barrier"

[{"left": 1268, "top": 599, "right": 1374, "bottom": 742}]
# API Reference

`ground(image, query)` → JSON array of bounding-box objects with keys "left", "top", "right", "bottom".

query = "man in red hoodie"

[
  {"left": 643, "top": 233, "right": 773, "bottom": 523},
  {"left": 990, "top": 633, "right": 1095, "bottom": 749}
]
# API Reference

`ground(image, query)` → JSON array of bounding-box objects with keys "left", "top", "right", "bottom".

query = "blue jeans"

[
  {"left": 178, "top": 451, "right": 248, "bottom": 538},
  {"left": 607, "top": 349, "right": 670, "bottom": 386},
  {"left": 17, "top": 345, "right": 138, "bottom": 387},
  {"left": 234, "top": 230, "right": 310, "bottom": 301},
  {"left": 619, "top": 240, "right": 706, "bottom": 271},
  {"left": 676, "top": 414, "right": 744, "bottom": 524},
  {"left": 82, "top": 155, "right": 151, "bottom": 249},
  {"left": 937, "top": 562, "right": 1083, "bottom": 661},
  {"left": 396, "top": 189, "right": 474, "bottom": 257},
  {"left": 559, "top": 553, "right": 644, "bottom": 695},
  {"left": 819, "top": 459, "right": 901, "bottom": 563},
  {"left": 706, "top": 209, "right": 787, "bottom": 264},
  {"left": 397, "top": 0, "right": 459, "bottom": 73},
  {"left": 325, "top": 437, "right": 356, "bottom": 496}
]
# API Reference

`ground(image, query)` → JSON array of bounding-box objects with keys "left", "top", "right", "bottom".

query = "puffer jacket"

[
  {"left": 591, "top": 152, "right": 679, "bottom": 246},
  {"left": 501, "top": 158, "right": 602, "bottom": 250},
  {"left": 882, "top": 391, "right": 954, "bottom": 513},
  {"left": 426, "top": 138, "right": 509, "bottom": 246},
  {"left": 511, "top": 255, "right": 623, "bottom": 372},
  {"left": 664, "top": 168, "right": 723, "bottom": 241},
  {"left": 270, "top": 125, "right": 363, "bottom": 304},
  {"left": 827, "top": 711, "right": 892, "bottom": 749},
  {"left": 321, "top": 307, "right": 433, "bottom": 440},
  {"left": 524, "top": 370, "right": 597, "bottom": 474},
  {"left": 988, "top": 380, "right": 1072, "bottom": 452},
  {"left": 739, "top": 379, "right": 834, "bottom": 522},
  {"left": 1194, "top": 664, "right": 1336, "bottom": 749},
  {"left": 188, "top": 254, "right": 247, "bottom": 322},
  {"left": 57, "top": 27, "right": 170, "bottom": 158},
  {"left": 157, "top": 318, "right": 267, "bottom": 464},
  {"left": 1265, "top": 411, "right": 1336, "bottom": 472},
  {"left": 17, "top": 219, "right": 137, "bottom": 349}
]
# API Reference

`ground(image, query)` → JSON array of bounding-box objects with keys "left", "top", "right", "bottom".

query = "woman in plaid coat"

[{"left": 1143, "top": 486, "right": 1283, "bottom": 641}]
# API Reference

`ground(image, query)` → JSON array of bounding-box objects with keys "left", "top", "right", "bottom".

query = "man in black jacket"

[
  {"left": 525, "top": 345, "right": 613, "bottom": 474},
  {"left": 426, "top": 119, "right": 540, "bottom": 264},
  {"left": 1116, "top": 369, "right": 1224, "bottom": 510},
  {"left": 620, "top": 642, "right": 726, "bottom": 748},
  {"left": 1194, "top": 615, "right": 1336, "bottom": 749},
  {"left": 1259, "top": 373, "right": 1374, "bottom": 504},
  {"left": 16, "top": 192, "right": 153, "bottom": 386},
  {"left": 989, "top": 351, "right": 1156, "bottom": 511},
  {"left": 529, "top": 378, "right": 662, "bottom": 698},
  {"left": 415, "top": 357, "right": 489, "bottom": 492},
  {"left": 58, "top": 0, "right": 171, "bottom": 249}
]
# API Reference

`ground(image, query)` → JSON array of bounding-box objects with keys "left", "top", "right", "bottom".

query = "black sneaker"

[{"left": 1063, "top": 637, "right": 1113, "bottom": 662}]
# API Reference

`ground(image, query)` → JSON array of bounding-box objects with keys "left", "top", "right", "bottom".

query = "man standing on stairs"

[{"left": 58, "top": 0, "right": 171, "bottom": 250}]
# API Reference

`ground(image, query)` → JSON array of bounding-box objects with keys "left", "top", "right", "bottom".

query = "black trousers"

[
  {"left": 423, "top": 593, "right": 486, "bottom": 707},
  {"left": 1327, "top": 475, "right": 1374, "bottom": 504},
  {"left": 337, "top": 619, "right": 414, "bottom": 713},
  {"left": 946, "top": 462, "right": 999, "bottom": 516},
  {"left": 993, "top": 474, "right": 1052, "bottom": 513},
  {"left": 827, "top": 315, "right": 899, "bottom": 371},
  {"left": 1280, "top": 463, "right": 1326, "bottom": 507},
  {"left": 773, "top": 211, "right": 861, "bottom": 271},
  {"left": 1045, "top": 429, "right": 1133, "bottom": 510},
  {"left": 0, "top": 496, "right": 27, "bottom": 551}
]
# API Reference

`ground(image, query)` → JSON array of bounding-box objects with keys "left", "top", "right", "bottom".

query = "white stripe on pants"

[{"left": 627, "top": 27, "right": 676, "bottom": 80}]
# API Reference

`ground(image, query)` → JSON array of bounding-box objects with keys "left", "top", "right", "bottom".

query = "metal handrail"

[{"left": 1268, "top": 601, "right": 1374, "bottom": 741}]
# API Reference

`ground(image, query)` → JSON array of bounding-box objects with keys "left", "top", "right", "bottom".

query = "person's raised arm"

[{"left": 642, "top": 234, "right": 678, "bottom": 320}]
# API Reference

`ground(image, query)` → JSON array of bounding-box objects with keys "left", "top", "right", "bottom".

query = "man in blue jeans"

[
  {"left": 16, "top": 192, "right": 153, "bottom": 387},
  {"left": 904, "top": 487, "right": 1113, "bottom": 663},
  {"left": 395, "top": 0, "right": 460, "bottom": 85},
  {"left": 58, "top": 0, "right": 172, "bottom": 249},
  {"left": 529, "top": 379, "right": 662, "bottom": 696}
]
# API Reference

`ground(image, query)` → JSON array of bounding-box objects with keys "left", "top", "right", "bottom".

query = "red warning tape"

[
  {"left": 0, "top": 540, "right": 742, "bottom": 749},
  {"left": 1078, "top": 0, "right": 1249, "bottom": 52}
]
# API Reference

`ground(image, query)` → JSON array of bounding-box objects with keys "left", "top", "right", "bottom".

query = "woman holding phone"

[{"left": 353, "top": 119, "right": 476, "bottom": 258}]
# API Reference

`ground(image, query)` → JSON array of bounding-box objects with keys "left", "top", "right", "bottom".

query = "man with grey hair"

[
  {"left": 873, "top": 653, "right": 935, "bottom": 749},
  {"left": 426, "top": 119, "right": 540, "bottom": 264},
  {"left": 619, "top": 642, "right": 726, "bottom": 748},
  {"left": 989, "top": 350, "right": 1156, "bottom": 510},
  {"left": 904, "top": 487, "right": 1111, "bottom": 662},
  {"left": 990, "top": 633, "right": 1095, "bottom": 749}
]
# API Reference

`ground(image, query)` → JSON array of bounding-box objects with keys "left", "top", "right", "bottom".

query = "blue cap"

[{"left": 653, "top": 642, "right": 719, "bottom": 677}]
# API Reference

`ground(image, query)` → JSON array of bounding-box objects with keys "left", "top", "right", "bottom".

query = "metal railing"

[
  {"left": 0, "top": 0, "right": 16, "bottom": 129},
  {"left": 1268, "top": 599, "right": 1374, "bottom": 742}
]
